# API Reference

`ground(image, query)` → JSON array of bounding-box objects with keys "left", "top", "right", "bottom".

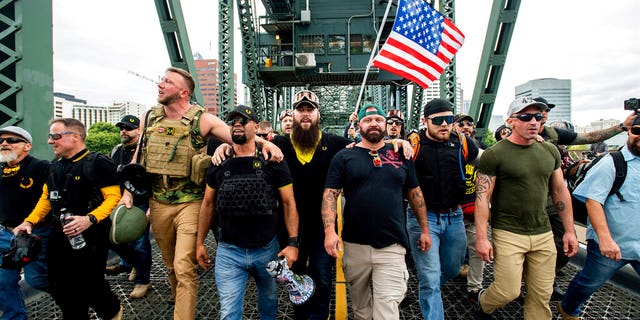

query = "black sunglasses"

[
  {"left": 427, "top": 115, "right": 454, "bottom": 125},
  {"left": 225, "top": 117, "right": 250, "bottom": 126},
  {"left": 119, "top": 125, "right": 137, "bottom": 131},
  {"left": 457, "top": 121, "right": 474, "bottom": 127},
  {"left": 511, "top": 113, "right": 543, "bottom": 122},
  {"left": 256, "top": 133, "right": 269, "bottom": 138},
  {"left": 386, "top": 119, "right": 404, "bottom": 126},
  {"left": 48, "top": 132, "right": 76, "bottom": 140},
  {"left": 630, "top": 126, "right": 640, "bottom": 135},
  {"left": 0, "top": 137, "right": 27, "bottom": 144}
]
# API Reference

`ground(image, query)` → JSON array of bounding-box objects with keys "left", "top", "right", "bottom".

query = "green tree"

[{"left": 85, "top": 122, "right": 120, "bottom": 155}]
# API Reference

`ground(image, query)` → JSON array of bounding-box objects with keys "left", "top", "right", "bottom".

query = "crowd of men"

[{"left": 1, "top": 66, "right": 638, "bottom": 320}]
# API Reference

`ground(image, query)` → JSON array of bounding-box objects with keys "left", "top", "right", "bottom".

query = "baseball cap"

[
  {"left": 225, "top": 104, "right": 259, "bottom": 123},
  {"left": 632, "top": 115, "right": 640, "bottom": 126},
  {"left": 0, "top": 126, "right": 32, "bottom": 143},
  {"left": 507, "top": 97, "right": 548, "bottom": 116},
  {"left": 115, "top": 115, "right": 140, "bottom": 129},
  {"left": 358, "top": 103, "right": 386, "bottom": 121},
  {"left": 292, "top": 90, "right": 320, "bottom": 109},
  {"left": 423, "top": 99, "right": 453, "bottom": 118},
  {"left": 532, "top": 97, "right": 555, "bottom": 109},
  {"left": 454, "top": 113, "right": 474, "bottom": 123}
]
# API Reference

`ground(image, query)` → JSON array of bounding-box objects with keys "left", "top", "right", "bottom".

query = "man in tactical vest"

[
  {"left": 1, "top": 126, "right": 50, "bottom": 320},
  {"left": 196, "top": 105, "right": 299, "bottom": 319},
  {"left": 14, "top": 118, "right": 123, "bottom": 320},
  {"left": 118, "top": 67, "right": 282, "bottom": 319}
]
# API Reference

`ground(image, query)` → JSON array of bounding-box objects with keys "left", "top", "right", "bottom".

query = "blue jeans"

[
  {"left": 215, "top": 237, "right": 279, "bottom": 320},
  {"left": 561, "top": 240, "right": 640, "bottom": 316},
  {"left": 406, "top": 208, "right": 467, "bottom": 320},
  {"left": 0, "top": 225, "right": 50, "bottom": 320}
]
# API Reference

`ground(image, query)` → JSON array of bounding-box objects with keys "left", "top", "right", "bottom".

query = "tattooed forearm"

[
  {"left": 554, "top": 200, "right": 566, "bottom": 212},
  {"left": 409, "top": 188, "right": 426, "bottom": 210},
  {"left": 321, "top": 189, "right": 340, "bottom": 231},
  {"left": 475, "top": 173, "right": 493, "bottom": 202},
  {"left": 573, "top": 126, "right": 620, "bottom": 145}
]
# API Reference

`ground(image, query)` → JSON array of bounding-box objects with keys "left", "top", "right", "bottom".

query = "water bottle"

[{"left": 59, "top": 208, "right": 86, "bottom": 250}]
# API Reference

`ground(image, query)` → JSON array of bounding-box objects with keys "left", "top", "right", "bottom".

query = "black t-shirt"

[
  {"left": 272, "top": 133, "right": 351, "bottom": 237},
  {"left": 206, "top": 155, "right": 292, "bottom": 248},
  {"left": 1, "top": 155, "right": 49, "bottom": 227},
  {"left": 111, "top": 143, "right": 147, "bottom": 206},
  {"left": 325, "top": 144, "right": 419, "bottom": 249}
]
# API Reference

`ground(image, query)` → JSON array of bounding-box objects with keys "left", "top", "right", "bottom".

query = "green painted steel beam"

[
  {"left": 236, "top": 0, "right": 264, "bottom": 114},
  {"left": 469, "top": 0, "right": 522, "bottom": 138},
  {"left": 0, "top": 0, "right": 53, "bottom": 159},
  {"left": 154, "top": 0, "right": 203, "bottom": 106},
  {"left": 218, "top": 0, "right": 234, "bottom": 116},
  {"left": 438, "top": 0, "right": 459, "bottom": 109},
  {"left": 409, "top": 84, "right": 424, "bottom": 131}
]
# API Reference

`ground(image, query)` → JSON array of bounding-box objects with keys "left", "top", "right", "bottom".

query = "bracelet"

[{"left": 287, "top": 236, "right": 300, "bottom": 248}]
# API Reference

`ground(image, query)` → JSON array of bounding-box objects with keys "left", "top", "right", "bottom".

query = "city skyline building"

[
  {"left": 193, "top": 55, "right": 237, "bottom": 115},
  {"left": 422, "top": 79, "right": 464, "bottom": 113},
  {"left": 55, "top": 92, "right": 148, "bottom": 128},
  {"left": 515, "top": 78, "right": 571, "bottom": 123}
]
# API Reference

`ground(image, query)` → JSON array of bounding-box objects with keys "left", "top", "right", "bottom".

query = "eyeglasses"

[
  {"left": 630, "top": 126, "right": 640, "bottom": 135},
  {"left": 279, "top": 109, "right": 293, "bottom": 120},
  {"left": 0, "top": 137, "right": 27, "bottom": 144},
  {"left": 47, "top": 132, "right": 76, "bottom": 140},
  {"left": 118, "top": 125, "right": 137, "bottom": 131},
  {"left": 256, "top": 133, "right": 269, "bottom": 138},
  {"left": 225, "top": 117, "right": 250, "bottom": 126},
  {"left": 457, "top": 121, "right": 474, "bottom": 127},
  {"left": 386, "top": 119, "right": 404, "bottom": 126},
  {"left": 427, "top": 115, "right": 454, "bottom": 125},
  {"left": 510, "top": 113, "right": 543, "bottom": 122},
  {"left": 369, "top": 150, "right": 382, "bottom": 168},
  {"left": 293, "top": 90, "right": 320, "bottom": 104}
]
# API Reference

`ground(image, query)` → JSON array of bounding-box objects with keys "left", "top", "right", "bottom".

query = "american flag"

[{"left": 372, "top": 0, "right": 465, "bottom": 88}]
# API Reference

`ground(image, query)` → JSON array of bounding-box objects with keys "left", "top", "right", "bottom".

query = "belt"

[{"left": 435, "top": 206, "right": 460, "bottom": 214}]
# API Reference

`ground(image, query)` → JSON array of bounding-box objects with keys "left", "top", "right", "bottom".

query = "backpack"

[
  {"left": 408, "top": 130, "right": 469, "bottom": 162},
  {"left": 568, "top": 151, "right": 627, "bottom": 225}
]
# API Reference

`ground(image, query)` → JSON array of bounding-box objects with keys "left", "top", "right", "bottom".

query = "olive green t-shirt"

[{"left": 477, "top": 140, "right": 561, "bottom": 235}]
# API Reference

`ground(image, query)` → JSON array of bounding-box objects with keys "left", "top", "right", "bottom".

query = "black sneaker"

[
  {"left": 474, "top": 289, "right": 492, "bottom": 319},
  {"left": 468, "top": 290, "right": 479, "bottom": 305},
  {"left": 551, "top": 286, "right": 564, "bottom": 301}
]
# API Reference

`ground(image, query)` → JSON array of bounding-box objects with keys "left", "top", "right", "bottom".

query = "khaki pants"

[
  {"left": 150, "top": 199, "right": 201, "bottom": 320},
  {"left": 342, "top": 242, "right": 408, "bottom": 320},
  {"left": 479, "top": 229, "right": 556, "bottom": 320}
]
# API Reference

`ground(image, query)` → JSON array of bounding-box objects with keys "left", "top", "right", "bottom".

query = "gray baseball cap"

[{"left": 0, "top": 126, "right": 32, "bottom": 143}]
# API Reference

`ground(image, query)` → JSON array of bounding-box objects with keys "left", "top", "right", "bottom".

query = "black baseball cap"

[
  {"left": 532, "top": 97, "right": 555, "bottom": 109},
  {"left": 225, "top": 105, "right": 259, "bottom": 123},
  {"left": 116, "top": 115, "right": 140, "bottom": 129}
]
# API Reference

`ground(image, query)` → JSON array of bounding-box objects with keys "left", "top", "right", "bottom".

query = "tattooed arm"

[
  {"left": 322, "top": 188, "right": 342, "bottom": 258},
  {"left": 406, "top": 186, "right": 431, "bottom": 252},
  {"left": 474, "top": 172, "right": 496, "bottom": 262},
  {"left": 549, "top": 168, "right": 579, "bottom": 257},
  {"left": 571, "top": 112, "right": 637, "bottom": 145}
]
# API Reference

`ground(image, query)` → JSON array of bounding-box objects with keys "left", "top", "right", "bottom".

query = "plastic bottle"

[{"left": 59, "top": 208, "right": 86, "bottom": 250}]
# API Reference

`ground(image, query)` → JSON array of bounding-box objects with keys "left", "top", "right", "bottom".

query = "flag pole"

[{"left": 354, "top": 0, "right": 395, "bottom": 114}]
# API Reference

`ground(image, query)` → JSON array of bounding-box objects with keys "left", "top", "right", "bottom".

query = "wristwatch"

[
  {"left": 88, "top": 214, "right": 98, "bottom": 225},
  {"left": 287, "top": 236, "right": 300, "bottom": 248}
]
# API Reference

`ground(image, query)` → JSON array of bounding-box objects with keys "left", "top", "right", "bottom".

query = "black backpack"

[{"left": 569, "top": 151, "right": 627, "bottom": 225}]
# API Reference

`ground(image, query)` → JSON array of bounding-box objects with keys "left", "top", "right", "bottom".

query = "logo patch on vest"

[
  {"left": 157, "top": 127, "right": 166, "bottom": 133},
  {"left": 253, "top": 160, "right": 262, "bottom": 169},
  {"left": 166, "top": 127, "right": 175, "bottom": 135}
]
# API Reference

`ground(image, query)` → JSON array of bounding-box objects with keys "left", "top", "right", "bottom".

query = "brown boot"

[
  {"left": 556, "top": 301, "right": 580, "bottom": 320},
  {"left": 111, "top": 305, "right": 123, "bottom": 320},
  {"left": 128, "top": 267, "right": 137, "bottom": 282},
  {"left": 130, "top": 283, "right": 151, "bottom": 299}
]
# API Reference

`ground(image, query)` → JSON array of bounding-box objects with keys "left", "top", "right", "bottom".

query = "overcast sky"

[{"left": 53, "top": 0, "right": 640, "bottom": 126}]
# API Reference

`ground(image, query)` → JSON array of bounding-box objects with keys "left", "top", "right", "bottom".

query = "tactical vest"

[
  {"left": 142, "top": 105, "right": 207, "bottom": 180},
  {"left": 216, "top": 156, "right": 277, "bottom": 217}
]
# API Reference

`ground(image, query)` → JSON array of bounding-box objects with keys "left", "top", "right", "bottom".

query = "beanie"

[{"left": 423, "top": 99, "right": 453, "bottom": 118}]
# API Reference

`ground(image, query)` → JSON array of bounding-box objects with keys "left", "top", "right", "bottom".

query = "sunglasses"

[
  {"left": 457, "top": 120, "right": 474, "bottom": 127},
  {"left": 427, "top": 115, "right": 454, "bottom": 125},
  {"left": 48, "top": 132, "right": 76, "bottom": 140},
  {"left": 119, "top": 125, "right": 137, "bottom": 131},
  {"left": 225, "top": 117, "right": 250, "bottom": 126},
  {"left": 369, "top": 150, "right": 382, "bottom": 168},
  {"left": 511, "top": 113, "right": 543, "bottom": 122},
  {"left": 0, "top": 137, "right": 27, "bottom": 144},
  {"left": 630, "top": 126, "right": 640, "bottom": 135},
  {"left": 293, "top": 90, "right": 320, "bottom": 104},
  {"left": 256, "top": 133, "right": 269, "bottom": 138},
  {"left": 386, "top": 119, "right": 404, "bottom": 126}
]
